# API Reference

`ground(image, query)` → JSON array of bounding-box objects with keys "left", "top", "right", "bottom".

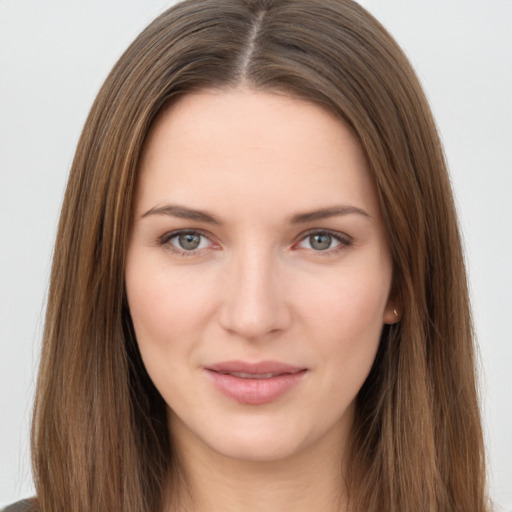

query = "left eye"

[
  {"left": 168, "top": 231, "right": 211, "bottom": 251},
  {"left": 298, "top": 232, "right": 341, "bottom": 251}
]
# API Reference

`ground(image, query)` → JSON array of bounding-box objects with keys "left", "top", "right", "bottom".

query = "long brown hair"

[{"left": 31, "top": 1, "right": 488, "bottom": 511}]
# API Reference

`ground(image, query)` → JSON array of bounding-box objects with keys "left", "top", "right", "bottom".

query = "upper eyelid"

[
  {"left": 295, "top": 228, "right": 352, "bottom": 243},
  {"left": 159, "top": 228, "right": 214, "bottom": 243}
]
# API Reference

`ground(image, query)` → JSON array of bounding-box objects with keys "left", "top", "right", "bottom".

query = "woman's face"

[{"left": 125, "top": 89, "right": 396, "bottom": 463}]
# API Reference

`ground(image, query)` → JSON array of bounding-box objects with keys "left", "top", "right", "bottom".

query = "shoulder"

[{"left": 2, "top": 499, "right": 37, "bottom": 512}]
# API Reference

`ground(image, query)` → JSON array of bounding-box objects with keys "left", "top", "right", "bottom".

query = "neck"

[{"left": 165, "top": 415, "right": 350, "bottom": 512}]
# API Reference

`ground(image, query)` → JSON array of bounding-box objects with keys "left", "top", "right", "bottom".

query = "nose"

[{"left": 218, "top": 247, "right": 292, "bottom": 341}]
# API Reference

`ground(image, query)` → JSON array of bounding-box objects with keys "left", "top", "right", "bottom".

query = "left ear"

[{"left": 383, "top": 298, "right": 401, "bottom": 325}]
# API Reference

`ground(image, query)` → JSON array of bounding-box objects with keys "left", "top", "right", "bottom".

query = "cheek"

[
  {"left": 299, "top": 268, "right": 389, "bottom": 333},
  {"left": 125, "top": 256, "right": 222, "bottom": 407},
  {"left": 295, "top": 267, "right": 390, "bottom": 381},
  {"left": 125, "top": 255, "right": 218, "bottom": 354}
]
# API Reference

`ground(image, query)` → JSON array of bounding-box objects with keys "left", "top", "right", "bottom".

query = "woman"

[{"left": 5, "top": 0, "right": 489, "bottom": 511}]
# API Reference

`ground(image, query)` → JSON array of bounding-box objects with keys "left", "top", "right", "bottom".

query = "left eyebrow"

[
  {"left": 289, "top": 205, "right": 371, "bottom": 224},
  {"left": 141, "top": 204, "right": 222, "bottom": 224}
]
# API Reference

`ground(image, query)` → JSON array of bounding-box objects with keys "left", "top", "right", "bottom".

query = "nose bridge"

[{"left": 220, "top": 241, "right": 289, "bottom": 340}]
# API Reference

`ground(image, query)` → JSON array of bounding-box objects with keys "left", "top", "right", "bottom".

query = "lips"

[{"left": 204, "top": 360, "right": 307, "bottom": 405}]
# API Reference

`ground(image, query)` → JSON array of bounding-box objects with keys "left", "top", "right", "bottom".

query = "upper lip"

[{"left": 205, "top": 360, "right": 305, "bottom": 376}]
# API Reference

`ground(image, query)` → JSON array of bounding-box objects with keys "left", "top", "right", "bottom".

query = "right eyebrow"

[
  {"left": 140, "top": 204, "right": 222, "bottom": 225},
  {"left": 289, "top": 205, "right": 371, "bottom": 224}
]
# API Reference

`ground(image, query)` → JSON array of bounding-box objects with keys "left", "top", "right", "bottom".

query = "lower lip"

[{"left": 205, "top": 370, "right": 307, "bottom": 405}]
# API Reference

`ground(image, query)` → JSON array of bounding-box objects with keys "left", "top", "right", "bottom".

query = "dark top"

[{"left": 2, "top": 499, "right": 35, "bottom": 512}]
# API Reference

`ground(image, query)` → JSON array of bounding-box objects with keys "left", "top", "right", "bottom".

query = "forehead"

[{"left": 135, "top": 88, "right": 380, "bottom": 220}]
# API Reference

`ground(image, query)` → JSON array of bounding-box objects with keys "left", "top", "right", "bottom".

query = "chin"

[
  {"left": 210, "top": 442, "right": 309, "bottom": 465},
  {"left": 212, "top": 432, "right": 307, "bottom": 463},
  {"left": 173, "top": 407, "right": 347, "bottom": 465}
]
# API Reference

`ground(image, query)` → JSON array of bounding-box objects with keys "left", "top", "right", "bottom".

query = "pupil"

[
  {"left": 310, "top": 233, "right": 331, "bottom": 250},
  {"left": 179, "top": 233, "right": 200, "bottom": 250}
]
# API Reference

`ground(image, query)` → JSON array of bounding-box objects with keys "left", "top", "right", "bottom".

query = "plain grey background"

[{"left": 1, "top": 1, "right": 511, "bottom": 509}]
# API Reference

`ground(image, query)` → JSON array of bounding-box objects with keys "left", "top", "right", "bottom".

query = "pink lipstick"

[{"left": 204, "top": 361, "right": 307, "bottom": 405}]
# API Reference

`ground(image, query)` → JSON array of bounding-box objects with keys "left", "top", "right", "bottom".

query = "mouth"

[{"left": 204, "top": 360, "right": 307, "bottom": 405}]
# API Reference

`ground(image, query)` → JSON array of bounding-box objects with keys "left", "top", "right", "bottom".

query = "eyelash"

[
  {"left": 296, "top": 229, "right": 352, "bottom": 255},
  {"left": 157, "top": 229, "right": 352, "bottom": 257},
  {"left": 157, "top": 229, "right": 214, "bottom": 257}
]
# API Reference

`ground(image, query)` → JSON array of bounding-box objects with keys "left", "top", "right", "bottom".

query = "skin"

[{"left": 125, "top": 88, "right": 397, "bottom": 512}]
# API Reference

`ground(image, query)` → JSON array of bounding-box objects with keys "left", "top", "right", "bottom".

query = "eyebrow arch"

[
  {"left": 289, "top": 205, "right": 371, "bottom": 224},
  {"left": 141, "top": 204, "right": 222, "bottom": 224}
]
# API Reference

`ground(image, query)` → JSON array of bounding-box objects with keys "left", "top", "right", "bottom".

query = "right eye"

[{"left": 160, "top": 230, "right": 213, "bottom": 255}]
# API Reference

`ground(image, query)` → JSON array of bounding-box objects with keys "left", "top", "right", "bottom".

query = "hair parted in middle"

[{"left": 31, "top": 1, "right": 487, "bottom": 512}]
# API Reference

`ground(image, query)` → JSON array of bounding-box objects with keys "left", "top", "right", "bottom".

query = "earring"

[{"left": 393, "top": 308, "right": 398, "bottom": 318}]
